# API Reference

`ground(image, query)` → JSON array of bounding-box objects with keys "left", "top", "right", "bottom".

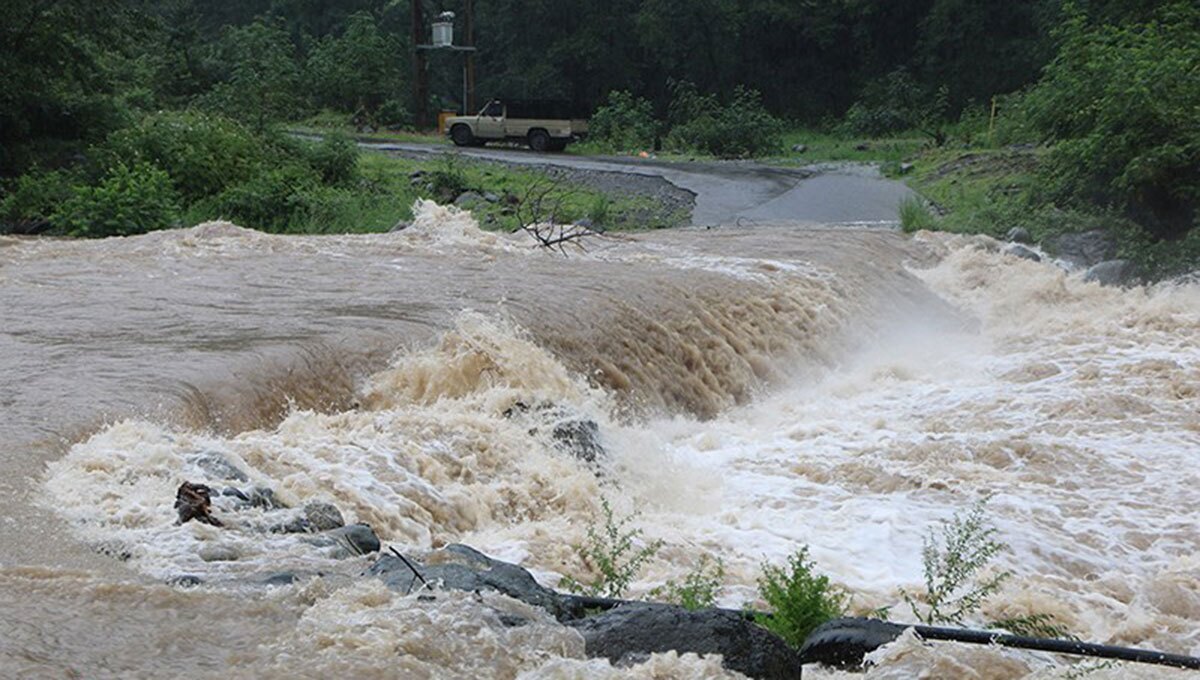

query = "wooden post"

[
  {"left": 465, "top": 0, "right": 476, "bottom": 115},
  {"left": 412, "top": 0, "right": 429, "bottom": 129}
]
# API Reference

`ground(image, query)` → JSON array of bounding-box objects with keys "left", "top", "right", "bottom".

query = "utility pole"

[
  {"left": 464, "top": 0, "right": 475, "bottom": 114},
  {"left": 412, "top": 0, "right": 429, "bottom": 129}
]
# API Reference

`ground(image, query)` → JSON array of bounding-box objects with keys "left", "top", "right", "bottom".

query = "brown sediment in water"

[{"left": 5, "top": 212, "right": 1198, "bottom": 676}]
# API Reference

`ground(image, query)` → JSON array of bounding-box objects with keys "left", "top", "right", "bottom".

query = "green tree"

[
  {"left": 197, "top": 19, "right": 303, "bottom": 130},
  {"left": 307, "top": 12, "right": 405, "bottom": 117},
  {"left": 1024, "top": 2, "right": 1200, "bottom": 239}
]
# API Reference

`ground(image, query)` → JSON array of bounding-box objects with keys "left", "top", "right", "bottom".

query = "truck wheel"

[
  {"left": 528, "top": 130, "right": 550, "bottom": 152},
  {"left": 451, "top": 125, "right": 473, "bottom": 147}
]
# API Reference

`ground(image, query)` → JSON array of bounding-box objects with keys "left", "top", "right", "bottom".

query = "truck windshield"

[{"left": 483, "top": 102, "right": 502, "bottom": 117}]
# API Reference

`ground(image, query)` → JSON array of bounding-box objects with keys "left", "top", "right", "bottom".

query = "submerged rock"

[
  {"left": 189, "top": 451, "right": 248, "bottom": 482},
  {"left": 1084, "top": 259, "right": 1137, "bottom": 287},
  {"left": 303, "top": 502, "right": 345, "bottom": 531},
  {"left": 504, "top": 401, "right": 607, "bottom": 464},
  {"left": 369, "top": 544, "right": 574, "bottom": 620},
  {"left": 1046, "top": 230, "right": 1115, "bottom": 268},
  {"left": 302, "top": 523, "right": 381, "bottom": 558},
  {"left": 1004, "top": 243, "right": 1041, "bottom": 262},
  {"left": 567, "top": 603, "right": 800, "bottom": 680},
  {"left": 198, "top": 543, "right": 239, "bottom": 562},
  {"left": 1005, "top": 226, "right": 1032, "bottom": 244}
]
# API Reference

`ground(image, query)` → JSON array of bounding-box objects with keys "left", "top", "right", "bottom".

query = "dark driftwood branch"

[
  {"left": 389, "top": 546, "right": 429, "bottom": 595},
  {"left": 513, "top": 175, "right": 601, "bottom": 254}
]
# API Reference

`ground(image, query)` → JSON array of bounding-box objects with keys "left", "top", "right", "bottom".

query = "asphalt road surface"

[{"left": 356, "top": 140, "right": 914, "bottom": 227}]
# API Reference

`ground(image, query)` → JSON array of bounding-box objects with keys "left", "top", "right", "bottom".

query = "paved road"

[{"left": 356, "top": 140, "right": 914, "bottom": 227}]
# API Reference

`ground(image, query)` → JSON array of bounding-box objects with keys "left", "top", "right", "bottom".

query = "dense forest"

[{"left": 2, "top": 0, "right": 1197, "bottom": 273}]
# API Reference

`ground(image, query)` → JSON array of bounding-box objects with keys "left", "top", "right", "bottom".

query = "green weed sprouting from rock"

[
  {"left": 560, "top": 498, "right": 663, "bottom": 599},
  {"left": 755, "top": 547, "right": 848, "bottom": 648},
  {"left": 901, "top": 500, "right": 1075, "bottom": 639},
  {"left": 650, "top": 555, "right": 725, "bottom": 610},
  {"left": 902, "top": 501, "right": 1009, "bottom": 626}
]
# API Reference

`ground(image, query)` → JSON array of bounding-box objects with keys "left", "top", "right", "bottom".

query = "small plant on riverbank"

[
  {"left": 755, "top": 547, "right": 848, "bottom": 648},
  {"left": 901, "top": 500, "right": 1074, "bottom": 639},
  {"left": 899, "top": 196, "right": 937, "bottom": 232},
  {"left": 650, "top": 555, "right": 725, "bottom": 610},
  {"left": 560, "top": 498, "right": 663, "bottom": 599}
]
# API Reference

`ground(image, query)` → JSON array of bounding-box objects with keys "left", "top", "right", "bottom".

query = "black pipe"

[{"left": 910, "top": 623, "right": 1200, "bottom": 670}]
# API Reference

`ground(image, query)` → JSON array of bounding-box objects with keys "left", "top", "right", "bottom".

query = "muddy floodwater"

[{"left": 1, "top": 202, "right": 1197, "bottom": 678}]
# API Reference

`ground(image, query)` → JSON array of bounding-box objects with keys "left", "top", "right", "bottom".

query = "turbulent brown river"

[{"left": 1, "top": 202, "right": 1197, "bottom": 678}]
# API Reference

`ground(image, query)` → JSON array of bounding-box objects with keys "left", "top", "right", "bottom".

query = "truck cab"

[{"left": 446, "top": 99, "right": 588, "bottom": 152}]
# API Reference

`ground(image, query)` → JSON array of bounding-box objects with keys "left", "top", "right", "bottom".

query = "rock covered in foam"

[
  {"left": 567, "top": 602, "right": 800, "bottom": 680},
  {"left": 368, "top": 544, "right": 577, "bottom": 621}
]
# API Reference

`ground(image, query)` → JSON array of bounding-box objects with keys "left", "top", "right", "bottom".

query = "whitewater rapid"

[{"left": 3, "top": 203, "right": 1198, "bottom": 677}]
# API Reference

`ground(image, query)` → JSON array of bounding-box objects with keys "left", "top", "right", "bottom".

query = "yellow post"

[{"left": 989, "top": 97, "right": 998, "bottom": 146}]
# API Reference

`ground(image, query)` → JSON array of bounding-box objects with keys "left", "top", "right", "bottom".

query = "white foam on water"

[{"left": 41, "top": 235, "right": 1200, "bottom": 675}]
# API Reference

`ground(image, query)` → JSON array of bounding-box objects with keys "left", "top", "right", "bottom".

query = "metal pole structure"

[
  {"left": 412, "top": 0, "right": 429, "bottom": 129},
  {"left": 464, "top": 0, "right": 476, "bottom": 114}
]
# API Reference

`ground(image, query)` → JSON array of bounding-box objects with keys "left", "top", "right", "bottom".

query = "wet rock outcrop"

[
  {"left": 567, "top": 602, "right": 800, "bottom": 680},
  {"left": 369, "top": 544, "right": 576, "bottom": 620}
]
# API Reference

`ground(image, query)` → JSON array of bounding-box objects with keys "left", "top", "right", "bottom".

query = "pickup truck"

[{"left": 446, "top": 98, "right": 588, "bottom": 152}]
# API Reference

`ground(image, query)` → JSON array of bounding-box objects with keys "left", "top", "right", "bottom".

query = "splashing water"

[{"left": 4, "top": 213, "right": 1199, "bottom": 677}]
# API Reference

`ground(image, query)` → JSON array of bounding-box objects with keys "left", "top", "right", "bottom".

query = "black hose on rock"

[{"left": 800, "top": 617, "right": 1200, "bottom": 671}]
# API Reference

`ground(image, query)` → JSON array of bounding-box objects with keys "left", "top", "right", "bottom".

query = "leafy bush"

[
  {"left": 0, "top": 168, "right": 77, "bottom": 230},
  {"left": 650, "top": 556, "right": 725, "bottom": 611},
  {"left": 97, "top": 111, "right": 263, "bottom": 201},
  {"left": 843, "top": 68, "right": 949, "bottom": 144},
  {"left": 589, "top": 91, "right": 658, "bottom": 152},
  {"left": 755, "top": 547, "right": 847, "bottom": 648},
  {"left": 899, "top": 196, "right": 937, "bottom": 233},
  {"left": 53, "top": 162, "right": 180, "bottom": 237},
  {"left": 304, "top": 133, "right": 360, "bottom": 186},
  {"left": 665, "top": 82, "right": 784, "bottom": 159},
  {"left": 425, "top": 154, "right": 473, "bottom": 203},
  {"left": 1022, "top": 3, "right": 1200, "bottom": 241},
  {"left": 199, "top": 163, "right": 320, "bottom": 232},
  {"left": 560, "top": 498, "right": 663, "bottom": 599}
]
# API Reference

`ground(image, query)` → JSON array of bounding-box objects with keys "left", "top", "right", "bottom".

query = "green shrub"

[
  {"left": 755, "top": 547, "right": 847, "bottom": 648},
  {"left": 650, "top": 556, "right": 725, "bottom": 611},
  {"left": 199, "top": 163, "right": 320, "bottom": 232},
  {"left": 589, "top": 91, "right": 658, "bottom": 152},
  {"left": 53, "top": 162, "right": 180, "bottom": 237},
  {"left": 196, "top": 20, "right": 303, "bottom": 130},
  {"left": 899, "top": 196, "right": 937, "bottom": 233},
  {"left": 560, "top": 498, "right": 663, "bottom": 599},
  {"left": 842, "top": 68, "right": 949, "bottom": 144},
  {"left": 665, "top": 82, "right": 784, "bottom": 159},
  {"left": 425, "top": 154, "right": 473, "bottom": 202},
  {"left": 1023, "top": 3, "right": 1200, "bottom": 241},
  {"left": 98, "top": 111, "right": 263, "bottom": 201},
  {"left": 0, "top": 168, "right": 78, "bottom": 230},
  {"left": 305, "top": 133, "right": 360, "bottom": 186}
]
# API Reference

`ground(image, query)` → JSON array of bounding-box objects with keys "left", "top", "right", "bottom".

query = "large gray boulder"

[
  {"left": 1004, "top": 243, "right": 1041, "bottom": 262},
  {"left": 1046, "top": 230, "right": 1115, "bottom": 268},
  {"left": 567, "top": 602, "right": 800, "bottom": 680},
  {"left": 1084, "top": 259, "right": 1137, "bottom": 287},
  {"left": 368, "top": 544, "right": 576, "bottom": 620},
  {"left": 1005, "top": 227, "right": 1032, "bottom": 244}
]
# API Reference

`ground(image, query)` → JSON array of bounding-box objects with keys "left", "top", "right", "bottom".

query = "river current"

[{"left": 1, "top": 202, "right": 1196, "bottom": 678}]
